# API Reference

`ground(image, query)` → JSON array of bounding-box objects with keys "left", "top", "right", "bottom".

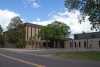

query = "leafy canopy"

[
  {"left": 64, "top": 0, "right": 100, "bottom": 30},
  {"left": 7, "top": 16, "right": 23, "bottom": 30},
  {"left": 0, "top": 25, "right": 4, "bottom": 46},
  {"left": 39, "top": 21, "right": 70, "bottom": 40},
  {"left": 0, "top": 25, "right": 3, "bottom": 33},
  {"left": 6, "top": 16, "right": 25, "bottom": 48}
]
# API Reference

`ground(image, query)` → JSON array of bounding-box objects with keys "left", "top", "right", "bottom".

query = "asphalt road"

[{"left": 0, "top": 48, "right": 100, "bottom": 67}]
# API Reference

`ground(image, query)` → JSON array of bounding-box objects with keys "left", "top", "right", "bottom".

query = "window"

[
  {"left": 79, "top": 42, "right": 81, "bottom": 48},
  {"left": 99, "top": 41, "right": 100, "bottom": 48},
  {"left": 74, "top": 42, "right": 76, "bottom": 48},
  {"left": 84, "top": 41, "right": 87, "bottom": 48},
  {"left": 27, "top": 27, "right": 28, "bottom": 40},
  {"left": 91, "top": 34, "right": 95, "bottom": 38},
  {"left": 70, "top": 42, "right": 73, "bottom": 48}
]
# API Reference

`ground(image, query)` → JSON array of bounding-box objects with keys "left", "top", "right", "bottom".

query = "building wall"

[
  {"left": 66, "top": 38, "right": 100, "bottom": 49},
  {"left": 74, "top": 32, "right": 100, "bottom": 39},
  {"left": 24, "top": 23, "right": 43, "bottom": 48},
  {"left": 24, "top": 24, "right": 100, "bottom": 49}
]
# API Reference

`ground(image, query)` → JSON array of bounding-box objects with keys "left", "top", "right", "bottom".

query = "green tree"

[
  {"left": 6, "top": 16, "right": 25, "bottom": 48},
  {"left": 64, "top": 0, "right": 100, "bottom": 30},
  {"left": 0, "top": 25, "right": 3, "bottom": 33},
  {"left": 16, "top": 24, "right": 25, "bottom": 48},
  {"left": 7, "top": 16, "right": 23, "bottom": 30},
  {"left": 0, "top": 25, "right": 4, "bottom": 47},
  {"left": 39, "top": 21, "right": 70, "bottom": 47}
]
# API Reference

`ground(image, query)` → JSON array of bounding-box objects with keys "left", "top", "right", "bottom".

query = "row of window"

[
  {"left": 26, "top": 26, "right": 40, "bottom": 40},
  {"left": 70, "top": 41, "right": 100, "bottom": 48}
]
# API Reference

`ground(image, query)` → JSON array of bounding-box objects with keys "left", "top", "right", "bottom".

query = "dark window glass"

[
  {"left": 84, "top": 41, "right": 86, "bottom": 48},
  {"left": 79, "top": 42, "right": 81, "bottom": 48},
  {"left": 99, "top": 41, "right": 100, "bottom": 48},
  {"left": 75, "top": 42, "right": 76, "bottom": 48},
  {"left": 27, "top": 27, "right": 28, "bottom": 40}
]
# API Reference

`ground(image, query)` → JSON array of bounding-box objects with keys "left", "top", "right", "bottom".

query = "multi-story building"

[
  {"left": 4, "top": 22, "right": 100, "bottom": 49},
  {"left": 3, "top": 22, "right": 66, "bottom": 48},
  {"left": 24, "top": 23, "right": 43, "bottom": 48},
  {"left": 24, "top": 23, "right": 66, "bottom": 48}
]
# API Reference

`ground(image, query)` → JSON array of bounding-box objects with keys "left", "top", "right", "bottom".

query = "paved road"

[{"left": 0, "top": 48, "right": 100, "bottom": 67}]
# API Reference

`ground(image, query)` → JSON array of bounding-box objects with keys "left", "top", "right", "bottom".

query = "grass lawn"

[{"left": 54, "top": 51, "right": 100, "bottom": 61}]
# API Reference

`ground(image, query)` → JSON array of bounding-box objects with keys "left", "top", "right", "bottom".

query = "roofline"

[
  {"left": 74, "top": 32, "right": 100, "bottom": 35},
  {"left": 24, "top": 23, "right": 42, "bottom": 27}
]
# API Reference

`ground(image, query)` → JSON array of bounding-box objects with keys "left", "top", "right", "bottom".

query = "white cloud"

[
  {"left": 31, "top": 9, "right": 94, "bottom": 34},
  {"left": 25, "top": 0, "right": 40, "bottom": 8},
  {"left": 31, "top": 19, "right": 54, "bottom": 26},
  {"left": 51, "top": 10, "right": 92, "bottom": 34},
  {"left": 32, "top": 2, "right": 40, "bottom": 8},
  {"left": 36, "top": 18, "right": 41, "bottom": 21},
  {"left": 48, "top": 11, "right": 57, "bottom": 17},
  {"left": 0, "top": 9, "right": 20, "bottom": 31},
  {"left": 0, "top": 9, "right": 93, "bottom": 36}
]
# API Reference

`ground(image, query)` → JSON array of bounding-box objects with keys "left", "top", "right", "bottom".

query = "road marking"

[{"left": 0, "top": 53, "right": 46, "bottom": 67}]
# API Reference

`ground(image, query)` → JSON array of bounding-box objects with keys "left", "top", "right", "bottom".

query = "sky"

[{"left": 0, "top": 0, "right": 95, "bottom": 35}]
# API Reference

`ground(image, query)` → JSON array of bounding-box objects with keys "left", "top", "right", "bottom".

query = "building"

[
  {"left": 24, "top": 23, "right": 66, "bottom": 48},
  {"left": 3, "top": 23, "right": 66, "bottom": 48},
  {"left": 3, "top": 22, "right": 100, "bottom": 49},
  {"left": 67, "top": 32, "right": 100, "bottom": 49},
  {"left": 24, "top": 23, "right": 44, "bottom": 48}
]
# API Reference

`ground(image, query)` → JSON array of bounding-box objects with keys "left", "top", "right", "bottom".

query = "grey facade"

[{"left": 66, "top": 32, "right": 100, "bottom": 49}]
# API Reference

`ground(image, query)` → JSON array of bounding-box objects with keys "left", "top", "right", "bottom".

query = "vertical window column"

[
  {"left": 75, "top": 42, "right": 76, "bottom": 48},
  {"left": 27, "top": 26, "right": 28, "bottom": 40},
  {"left": 79, "top": 42, "right": 81, "bottom": 48},
  {"left": 84, "top": 41, "right": 87, "bottom": 48},
  {"left": 99, "top": 41, "right": 100, "bottom": 48}
]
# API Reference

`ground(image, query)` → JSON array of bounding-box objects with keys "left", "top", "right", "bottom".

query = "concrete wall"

[
  {"left": 66, "top": 38, "right": 100, "bottom": 49},
  {"left": 25, "top": 24, "right": 42, "bottom": 48}
]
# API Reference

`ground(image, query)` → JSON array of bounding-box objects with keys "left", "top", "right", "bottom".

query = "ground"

[
  {"left": 55, "top": 51, "right": 100, "bottom": 61},
  {"left": 0, "top": 48, "right": 100, "bottom": 67}
]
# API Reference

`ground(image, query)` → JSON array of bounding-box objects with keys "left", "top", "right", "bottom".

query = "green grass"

[{"left": 55, "top": 51, "right": 100, "bottom": 61}]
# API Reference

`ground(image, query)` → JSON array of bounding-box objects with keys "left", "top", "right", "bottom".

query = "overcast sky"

[{"left": 0, "top": 0, "right": 95, "bottom": 34}]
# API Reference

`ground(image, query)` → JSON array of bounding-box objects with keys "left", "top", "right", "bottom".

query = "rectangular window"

[
  {"left": 99, "top": 41, "right": 100, "bottom": 48},
  {"left": 75, "top": 42, "right": 76, "bottom": 48},
  {"left": 27, "top": 27, "right": 28, "bottom": 40},
  {"left": 84, "top": 41, "right": 87, "bottom": 48},
  {"left": 79, "top": 42, "right": 81, "bottom": 48}
]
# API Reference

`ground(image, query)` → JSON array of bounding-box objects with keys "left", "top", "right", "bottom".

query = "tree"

[
  {"left": 40, "top": 21, "right": 70, "bottom": 40},
  {"left": 15, "top": 24, "right": 25, "bottom": 48},
  {"left": 6, "top": 16, "right": 25, "bottom": 48},
  {"left": 0, "top": 25, "right": 3, "bottom": 33},
  {"left": 0, "top": 25, "right": 4, "bottom": 47},
  {"left": 64, "top": 0, "right": 100, "bottom": 30},
  {"left": 39, "top": 21, "right": 70, "bottom": 47},
  {"left": 7, "top": 16, "right": 23, "bottom": 30}
]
